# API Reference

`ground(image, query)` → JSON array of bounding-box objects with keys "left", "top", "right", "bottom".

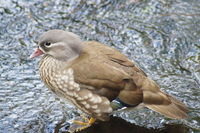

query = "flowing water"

[{"left": 0, "top": 0, "right": 199, "bottom": 132}]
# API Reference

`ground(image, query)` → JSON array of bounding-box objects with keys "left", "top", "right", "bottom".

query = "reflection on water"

[{"left": 0, "top": 0, "right": 199, "bottom": 132}]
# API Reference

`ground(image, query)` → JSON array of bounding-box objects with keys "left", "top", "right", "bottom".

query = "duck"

[{"left": 30, "top": 29, "right": 188, "bottom": 131}]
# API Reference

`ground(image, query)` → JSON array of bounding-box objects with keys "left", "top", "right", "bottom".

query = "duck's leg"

[{"left": 73, "top": 116, "right": 96, "bottom": 131}]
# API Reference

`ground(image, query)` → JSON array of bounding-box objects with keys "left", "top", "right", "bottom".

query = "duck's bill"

[{"left": 30, "top": 48, "right": 44, "bottom": 59}]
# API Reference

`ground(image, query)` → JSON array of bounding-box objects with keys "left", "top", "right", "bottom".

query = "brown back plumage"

[{"left": 69, "top": 41, "right": 188, "bottom": 119}]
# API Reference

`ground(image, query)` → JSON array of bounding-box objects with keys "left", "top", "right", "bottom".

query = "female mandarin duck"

[{"left": 30, "top": 29, "right": 188, "bottom": 131}]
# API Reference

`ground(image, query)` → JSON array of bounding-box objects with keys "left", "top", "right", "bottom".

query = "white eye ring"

[{"left": 44, "top": 42, "right": 51, "bottom": 47}]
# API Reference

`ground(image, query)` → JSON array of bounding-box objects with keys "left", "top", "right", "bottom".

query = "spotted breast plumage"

[
  {"left": 39, "top": 55, "right": 112, "bottom": 121},
  {"left": 30, "top": 29, "right": 188, "bottom": 131}
]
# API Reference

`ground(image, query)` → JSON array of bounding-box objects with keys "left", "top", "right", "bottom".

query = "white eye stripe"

[{"left": 39, "top": 46, "right": 45, "bottom": 53}]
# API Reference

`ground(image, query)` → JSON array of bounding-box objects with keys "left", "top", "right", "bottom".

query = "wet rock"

[{"left": 76, "top": 116, "right": 189, "bottom": 133}]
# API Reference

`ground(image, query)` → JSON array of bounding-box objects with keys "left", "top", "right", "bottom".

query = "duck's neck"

[{"left": 39, "top": 55, "right": 66, "bottom": 81}]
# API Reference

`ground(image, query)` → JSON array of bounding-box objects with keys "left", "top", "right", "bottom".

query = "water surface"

[{"left": 0, "top": 0, "right": 199, "bottom": 132}]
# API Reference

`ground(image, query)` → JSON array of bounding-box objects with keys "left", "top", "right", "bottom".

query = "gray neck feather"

[{"left": 60, "top": 41, "right": 82, "bottom": 62}]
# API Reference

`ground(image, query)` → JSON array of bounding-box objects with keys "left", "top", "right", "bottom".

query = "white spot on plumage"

[
  {"left": 85, "top": 104, "right": 90, "bottom": 109},
  {"left": 60, "top": 76, "right": 64, "bottom": 80},
  {"left": 83, "top": 95, "right": 89, "bottom": 100},
  {"left": 88, "top": 96, "right": 96, "bottom": 102},
  {"left": 107, "top": 107, "right": 113, "bottom": 113},
  {"left": 104, "top": 100, "right": 110, "bottom": 105},
  {"left": 74, "top": 83, "right": 79, "bottom": 87},
  {"left": 60, "top": 81, "right": 65, "bottom": 85},
  {"left": 75, "top": 86, "right": 80, "bottom": 91},
  {"left": 91, "top": 96, "right": 102, "bottom": 104},
  {"left": 64, "top": 84, "right": 68, "bottom": 88},
  {"left": 56, "top": 77, "right": 61, "bottom": 81},
  {"left": 73, "top": 93, "right": 79, "bottom": 98},
  {"left": 58, "top": 84, "right": 63, "bottom": 89},
  {"left": 67, "top": 91, "right": 74, "bottom": 97},
  {"left": 62, "top": 70, "right": 66, "bottom": 74},
  {"left": 69, "top": 77, "right": 74, "bottom": 81},
  {"left": 90, "top": 96, "right": 99, "bottom": 103},
  {"left": 69, "top": 81, "right": 74, "bottom": 86},
  {"left": 81, "top": 101, "right": 87, "bottom": 105},
  {"left": 68, "top": 86, "right": 74, "bottom": 90},
  {"left": 87, "top": 93, "right": 92, "bottom": 98},
  {"left": 91, "top": 105, "right": 98, "bottom": 109},
  {"left": 94, "top": 109, "right": 100, "bottom": 113},
  {"left": 77, "top": 97, "right": 83, "bottom": 101},
  {"left": 68, "top": 68, "right": 73, "bottom": 75},
  {"left": 64, "top": 76, "right": 69, "bottom": 81},
  {"left": 97, "top": 96, "right": 102, "bottom": 103}
]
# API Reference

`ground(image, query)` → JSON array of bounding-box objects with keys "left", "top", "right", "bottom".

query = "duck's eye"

[{"left": 44, "top": 42, "right": 51, "bottom": 47}]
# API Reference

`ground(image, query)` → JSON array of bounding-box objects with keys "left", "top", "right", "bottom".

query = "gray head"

[{"left": 36, "top": 29, "right": 83, "bottom": 61}]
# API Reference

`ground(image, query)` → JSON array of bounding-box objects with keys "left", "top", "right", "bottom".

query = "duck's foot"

[
  {"left": 73, "top": 116, "right": 96, "bottom": 132},
  {"left": 67, "top": 115, "right": 96, "bottom": 133}
]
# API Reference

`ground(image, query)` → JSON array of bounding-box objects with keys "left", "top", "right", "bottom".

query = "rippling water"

[{"left": 0, "top": 0, "right": 199, "bottom": 133}]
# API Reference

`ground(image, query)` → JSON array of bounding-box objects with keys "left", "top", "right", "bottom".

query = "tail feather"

[{"left": 144, "top": 92, "right": 188, "bottom": 119}]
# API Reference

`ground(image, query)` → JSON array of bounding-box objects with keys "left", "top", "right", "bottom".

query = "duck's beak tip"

[{"left": 30, "top": 48, "right": 44, "bottom": 59}]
